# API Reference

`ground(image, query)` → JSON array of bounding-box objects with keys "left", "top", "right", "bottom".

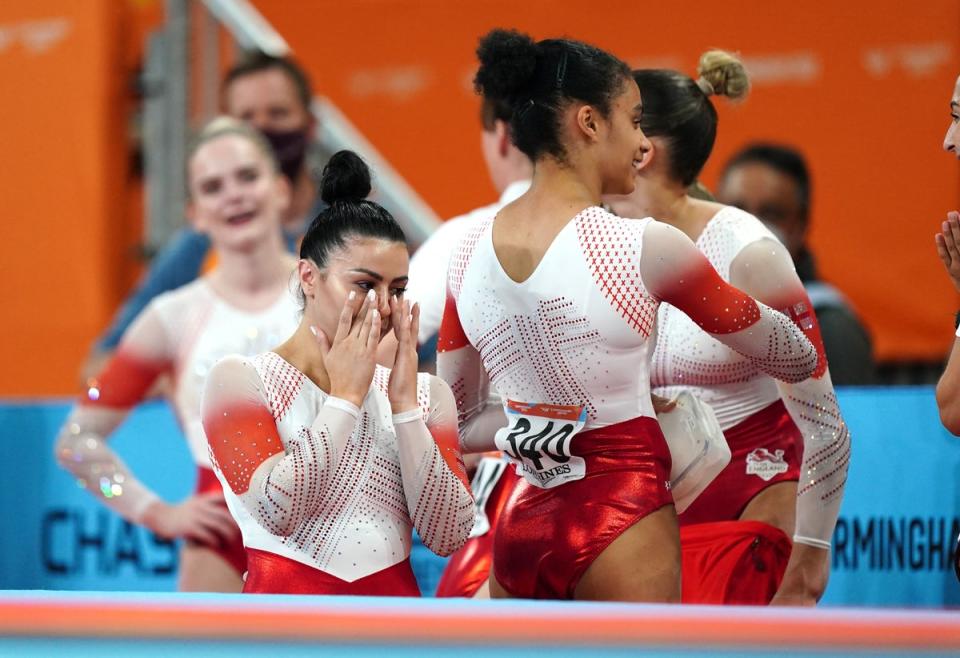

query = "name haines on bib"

[{"left": 495, "top": 400, "right": 588, "bottom": 488}]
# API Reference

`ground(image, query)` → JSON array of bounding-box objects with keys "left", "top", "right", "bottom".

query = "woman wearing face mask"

[
  {"left": 605, "top": 53, "right": 850, "bottom": 606},
  {"left": 201, "top": 150, "right": 474, "bottom": 595},
  {"left": 81, "top": 53, "right": 322, "bottom": 382},
  {"left": 437, "top": 29, "right": 819, "bottom": 602},
  {"left": 55, "top": 117, "right": 301, "bottom": 592}
]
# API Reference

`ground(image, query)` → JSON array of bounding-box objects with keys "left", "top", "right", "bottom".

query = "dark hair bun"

[
  {"left": 320, "top": 150, "right": 372, "bottom": 204},
  {"left": 474, "top": 28, "right": 539, "bottom": 101}
]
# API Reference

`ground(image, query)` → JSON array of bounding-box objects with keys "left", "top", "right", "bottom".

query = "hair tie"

[
  {"left": 516, "top": 98, "right": 536, "bottom": 121},
  {"left": 695, "top": 76, "right": 715, "bottom": 96},
  {"left": 555, "top": 51, "right": 569, "bottom": 89}
]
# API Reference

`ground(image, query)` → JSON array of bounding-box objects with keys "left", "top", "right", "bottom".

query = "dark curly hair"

[{"left": 473, "top": 28, "right": 632, "bottom": 162}]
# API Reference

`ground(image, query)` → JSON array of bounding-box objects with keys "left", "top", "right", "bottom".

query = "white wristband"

[
  {"left": 128, "top": 488, "right": 162, "bottom": 525},
  {"left": 793, "top": 534, "right": 831, "bottom": 550},
  {"left": 392, "top": 408, "right": 422, "bottom": 425},
  {"left": 324, "top": 396, "right": 361, "bottom": 419}
]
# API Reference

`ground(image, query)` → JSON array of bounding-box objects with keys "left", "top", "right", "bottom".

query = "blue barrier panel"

[
  {"left": 1, "top": 388, "right": 958, "bottom": 606},
  {"left": 819, "top": 387, "right": 960, "bottom": 607},
  {"left": 0, "top": 401, "right": 190, "bottom": 591}
]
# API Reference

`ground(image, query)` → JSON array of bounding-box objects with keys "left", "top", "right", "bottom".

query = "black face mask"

[{"left": 261, "top": 127, "right": 310, "bottom": 182}]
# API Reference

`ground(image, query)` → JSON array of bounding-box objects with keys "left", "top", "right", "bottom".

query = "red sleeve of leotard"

[
  {"left": 203, "top": 355, "right": 363, "bottom": 538},
  {"left": 80, "top": 349, "right": 170, "bottom": 409},
  {"left": 642, "top": 221, "right": 818, "bottom": 384},
  {"left": 57, "top": 303, "right": 176, "bottom": 522},
  {"left": 203, "top": 397, "right": 285, "bottom": 495},
  {"left": 729, "top": 239, "right": 831, "bottom": 380},
  {"left": 421, "top": 378, "right": 471, "bottom": 491},
  {"left": 437, "top": 293, "right": 470, "bottom": 353},
  {"left": 727, "top": 238, "right": 847, "bottom": 547},
  {"left": 762, "top": 285, "right": 829, "bottom": 379},
  {"left": 80, "top": 298, "right": 178, "bottom": 409},
  {"left": 656, "top": 257, "right": 763, "bottom": 335}
]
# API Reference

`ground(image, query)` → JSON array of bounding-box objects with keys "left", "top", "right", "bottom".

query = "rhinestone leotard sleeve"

[
  {"left": 392, "top": 375, "right": 475, "bottom": 556},
  {"left": 201, "top": 355, "right": 359, "bottom": 537},
  {"left": 436, "top": 219, "right": 509, "bottom": 453},
  {"left": 641, "top": 221, "right": 819, "bottom": 384},
  {"left": 730, "top": 239, "right": 850, "bottom": 549},
  {"left": 436, "top": 292, "right": 508, "bottom": 453}
]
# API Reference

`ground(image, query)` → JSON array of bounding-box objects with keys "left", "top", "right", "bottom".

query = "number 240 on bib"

[{"left": 494, "top": 400, "right": 587, "bottom": 489}]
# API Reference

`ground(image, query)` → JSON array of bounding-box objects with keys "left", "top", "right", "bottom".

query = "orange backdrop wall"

[
  {"left": 0, "top": 0, "right": 128, "bottom": 396},
  {"left": 256, "top": 0, "right": 960, "bottom": 363},
  {"left": 0, "top": 0, "right": 957, "bottom": 396}
]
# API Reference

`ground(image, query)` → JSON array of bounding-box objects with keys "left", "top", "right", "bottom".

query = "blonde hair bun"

[{"left": 696, "top": 49, "right": 749, "bottom": 101}]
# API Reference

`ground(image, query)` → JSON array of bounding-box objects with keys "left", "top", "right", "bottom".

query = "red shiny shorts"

[
  {"left": 493, "top": 416, "right": 673, "bottom": 599},
  {"left": 243, "top": 548, "right": 421, "bottom": 595},
  {"left": 679, "top": 400, "right": 801, "bottom": 526},
  {"left": 193, "top": 467, "right": 247, "bottom": 576},
  {"left": 435, "top": 460, "right": 520, "bottom": 598},
  {"left": 680, "top": 520, "right": 791, "bottom": 604}
]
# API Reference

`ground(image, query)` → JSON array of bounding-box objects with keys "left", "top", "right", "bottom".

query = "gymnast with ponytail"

[{"left": 606, "top": 51, "right": 850, "bottom": 606}]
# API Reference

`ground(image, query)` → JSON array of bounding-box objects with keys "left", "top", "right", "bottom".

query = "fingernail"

[
  {"left": 309, "top": 326, "right": 317, "bottom": 336},
  {"left": 367, "top": 289, "right": 376, "bottom": 301},
  {"left": 349, "top": 291, "right": 356, "bottom": 301}
]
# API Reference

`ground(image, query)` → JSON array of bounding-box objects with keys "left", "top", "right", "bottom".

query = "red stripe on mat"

[{"left": 0, "top": 599, "right": 957, "bottom": 650}]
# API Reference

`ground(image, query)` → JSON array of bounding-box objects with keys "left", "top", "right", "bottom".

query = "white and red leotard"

[
  {"left": 437, "top": 205, "right": 819, "bottom": 599},
  {"left": 407, "top": 180, "right": 530, "bottom": 343},
  {"left": 200, "top": 353, "right": 474, "bottom": 595},
  {"left": 651, "top": 206, "right": 851, "bottom": 604},
  {"left": 55, "top": 279, "right": 299, "bottom": 575},
  {"left": 652, "top": 207, "right": 850, "bottom": 546}
]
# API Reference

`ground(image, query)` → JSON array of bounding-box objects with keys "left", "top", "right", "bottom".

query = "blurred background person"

[
  {"left": 55, "top": 117, "right": 300, "bottom": 592},
  {"left": 81, "top": 52, "right": 322, "bottom": 380},
  {"left": 406, "top": 96, "right": 532, "bottom": 350},
  {"left": 716, "top": 143, "right": 876, "bottom": 385}
]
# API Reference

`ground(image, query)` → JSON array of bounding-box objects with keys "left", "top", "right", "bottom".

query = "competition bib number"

[{"left": 494, "top": 400, "right": 587, "bottom": 489}]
